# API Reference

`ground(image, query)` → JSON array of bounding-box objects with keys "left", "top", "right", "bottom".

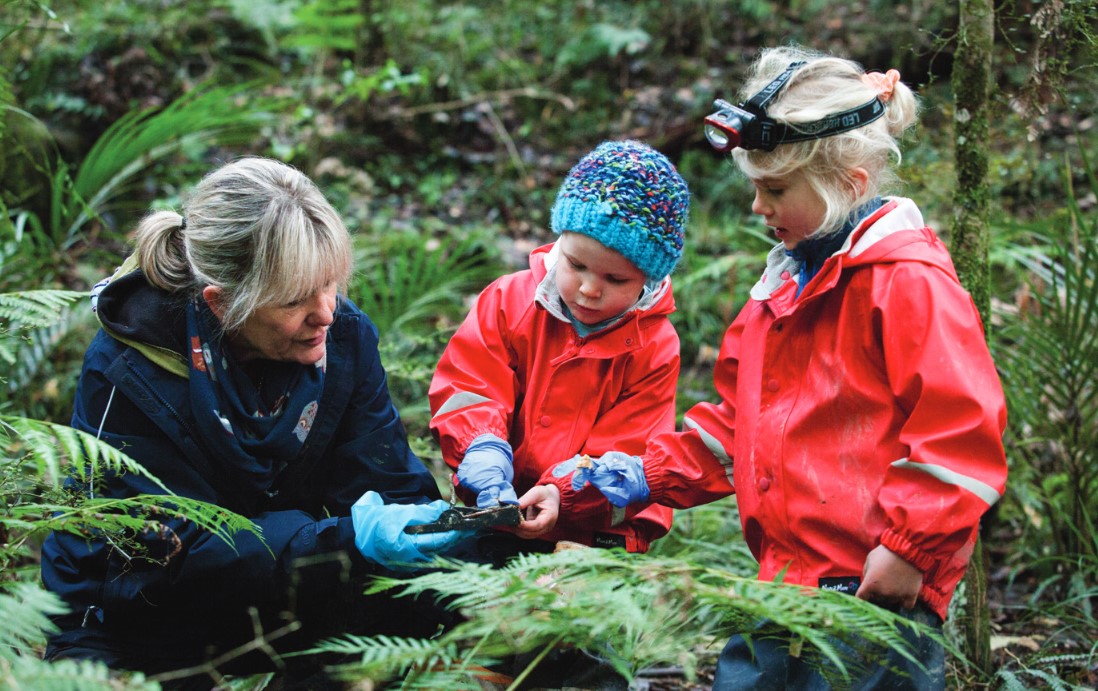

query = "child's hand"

[
  {"left": 855, "top": 545, "right": 923, "bottom": 610},
  {"left": 570, "top": 448, "right": 645, "bottom": 507},
  {"left": 457, "top": 434, "right": 519, "bottom": 508},
  {"left": 513, "top": 484, "right": 560, "bottom": 539}
]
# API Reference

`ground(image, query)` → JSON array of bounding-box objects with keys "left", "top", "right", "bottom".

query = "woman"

[{"left": 39, "top": 157, "right": 477, "bottom": 683}]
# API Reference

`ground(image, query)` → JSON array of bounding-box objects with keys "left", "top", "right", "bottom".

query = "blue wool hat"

[{"left": 550, "top": 140, "right": 690, "bottom": 281}]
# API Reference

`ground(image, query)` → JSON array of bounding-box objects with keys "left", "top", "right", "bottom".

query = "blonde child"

[{"left": 547, "top": 48, "right": 1008, "bottom": 690}]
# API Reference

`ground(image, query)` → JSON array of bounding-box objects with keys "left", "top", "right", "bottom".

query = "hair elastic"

[{"left": 862, "top": 70, "right": 901, "bottom": 103}]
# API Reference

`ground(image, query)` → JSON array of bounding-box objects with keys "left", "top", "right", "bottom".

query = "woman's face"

[
  {"left": 749, "top": 171, "right": 827, "bottom": 250},
  {"left": 554, "top": 231, "right": 647, "bottom": 325},
  {"left": 207, "top": 283, "right": 337, "bottom": 365}
]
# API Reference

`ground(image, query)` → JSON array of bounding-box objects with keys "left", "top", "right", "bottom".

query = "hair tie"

[
  {"left": 179, "top": 216, "right": 188, "bottom": 231},
  {"left": 862, "top": 69, "right": 901, "bottom": 103}
]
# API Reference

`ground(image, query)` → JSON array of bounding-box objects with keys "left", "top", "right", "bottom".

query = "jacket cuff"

[
  {"left": 640, "top": 456, "right": 666, "bottom": 504},
  {"left": 457, "top": 426, "right": 511, "bottom": 455},
  {"left": 540, "top": 474, "right": 579, "bottom": 514},
  {"left": 880, "top": 528, "right": 937, "bottom": 574}
]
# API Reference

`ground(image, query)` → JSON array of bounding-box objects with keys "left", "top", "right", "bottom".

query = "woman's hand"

[
  {"left": 513, "top": 484, "right": 560, "bottom": 539},
  {"left": 855, "top": 544, "right": 923, "bottom": 610}
]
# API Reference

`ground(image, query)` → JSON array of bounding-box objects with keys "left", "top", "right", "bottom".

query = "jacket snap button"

[
  {"left": 625, "top": 338, "right": 633, "bottom": 345},
  {"left": 767, "top": 379, "right": 780, "bottom": 392},
  {"left": 758, "top": 477, "right": 771, "bottom": 492},
  {"left": 540, "top": 415, "right": 551, "bottom": 427}
]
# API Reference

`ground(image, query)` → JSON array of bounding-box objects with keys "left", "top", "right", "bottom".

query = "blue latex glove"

[
  {"left": 351, "top": 491, "right": 469, "bottom": 568},
  {"left": 456, "top": 433, "right": 518, "bottom": 508},
  {"left": 554, "top": 451, "right": 650, "bottom": 508}
]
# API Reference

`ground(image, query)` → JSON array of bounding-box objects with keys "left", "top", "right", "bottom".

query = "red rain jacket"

[
  {"left": 430, "top": 242, "right": 679, "bottom": 551},
  {"left": 553, "top": 199, "right": 1008, "bottom": 618}
]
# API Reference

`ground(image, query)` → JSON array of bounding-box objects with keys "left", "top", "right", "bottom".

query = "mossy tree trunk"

[{"left": 950, "top": 0, "right": 995, "bottom": 676}]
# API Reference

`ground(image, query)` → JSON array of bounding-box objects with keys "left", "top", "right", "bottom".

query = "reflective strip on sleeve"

[
  {"left": 433, "top": 391, "right": 496, "bottom": 419},
  {"left": 682, "top": 415, "right": 734, "bottom": 479},
  {"left": 890, "top": 458, "right": 1002, "bottom": 506}
]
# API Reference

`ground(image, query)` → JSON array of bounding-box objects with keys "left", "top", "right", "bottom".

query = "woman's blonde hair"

[
  {"left": 133, "top": 157, "right": 353, "bottom": 334},
  {"left": 732, "top": 46, "right": 919, "bottom": 237}
]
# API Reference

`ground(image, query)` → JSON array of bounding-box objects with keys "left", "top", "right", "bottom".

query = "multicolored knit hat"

[{"left": 550, "top": 140, "right": 690, "bottom": 281}]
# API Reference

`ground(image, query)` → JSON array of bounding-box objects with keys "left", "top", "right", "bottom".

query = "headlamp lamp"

[{"left": 704, "top": 61, "right": 885, "bottom": 152}]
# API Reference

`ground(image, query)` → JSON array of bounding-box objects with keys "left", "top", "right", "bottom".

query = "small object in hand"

[
  {"left": 404, "top": 504, "right": 523, "bottom": 534},
  {"left": 576, "top": 454, "right": 594, "bottom": 470}
]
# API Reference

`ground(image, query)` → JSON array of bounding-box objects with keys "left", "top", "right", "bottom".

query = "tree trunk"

[{"left": 950, "top": 0, "right": 995, "bottom": 676}]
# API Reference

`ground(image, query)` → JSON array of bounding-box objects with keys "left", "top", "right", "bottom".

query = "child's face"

[
  {"left": 555, "top": 232, "right": 647, "bottom": 325},
  {"left": 749, "top": 171, "right": 826, "bottom": 250}
]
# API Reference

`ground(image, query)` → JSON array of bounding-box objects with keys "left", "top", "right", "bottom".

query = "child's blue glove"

[
  {"left": 456, "top": 433, "right": 519, "bottom": 508},
  {"left": 554, "top": 451, "right": 650, "bottom": 508},
  {"left": 351, "top": 491, "right": 468, "bottom": 568}
]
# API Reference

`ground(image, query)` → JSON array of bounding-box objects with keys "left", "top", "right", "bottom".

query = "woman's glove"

[
  {"left": 554, "top": 451, "right": 650, "bottom": 508},
  {"left": 456, "top": 433, "right": 518, "bottom": 508},
  {"left": 351, "top": 491, "right": 468, "bottom": 568}
]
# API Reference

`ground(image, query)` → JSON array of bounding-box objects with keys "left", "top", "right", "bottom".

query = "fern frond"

[
  {"left": 71, "top": 81, "right": 282, "bottom": 238},
  {"left": 1, "top": 414, "right": 171, "bottom": 493},
  {"left": 0, "top": 582, "right": 157, "bottom": 689},
  {"left": 350, "top": 232, "right": 499, "bottom": 336},
  {"left": 10, "top": 494, "right": 263, "bottom": 554},
  {"left": 4, "top": 656, "right": 157, "bottom": 691},
  {"left": 346, "top": 550, "right": 946, "bottom": 687},
  {"left": 0, "top": 581, "right": 66, "bottom": 656},
  {"left": 0, "top": 290, "right": 85, "bottom": 328}
]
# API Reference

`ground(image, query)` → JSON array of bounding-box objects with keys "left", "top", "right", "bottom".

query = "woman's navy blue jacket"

[{"left": 39, "top": 265, "right": 442, "bottom": 669}]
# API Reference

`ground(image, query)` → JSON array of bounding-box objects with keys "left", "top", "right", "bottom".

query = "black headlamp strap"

[
  {"left": 738, "top": 61, "right": 886, "bottom": 150},
  {"left": 744, "top": 61, "right": 805, "bottom": 114},
  {"left": 768, "top": 97, "right": 885, "bottom": 145}
]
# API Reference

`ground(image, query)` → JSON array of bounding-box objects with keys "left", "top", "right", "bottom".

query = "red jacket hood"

[{"left": 751, "top": 198, "right": 959, "bottom": 302}]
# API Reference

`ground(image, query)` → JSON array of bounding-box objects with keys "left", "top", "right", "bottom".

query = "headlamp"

[{"left": 705, "top": 61, "right": 885, "bottom": 152}]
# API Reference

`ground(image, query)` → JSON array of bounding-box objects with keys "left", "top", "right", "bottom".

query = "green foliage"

[
  {"left": 1, "top": 80, "right": 282, "bottom": 288},
  {"left": 307, "top": 550, "right": 946, "bottom": 689},
  {"left": 286, "top": 0, "right": 363, "bottom": 53},
  {"left": 345, "top": 226, "right": 503, "bottom": 437},
  {"left": 995, "top": 156, "right": 1098, "bottom": 564},
  {"left": 348, "top": 229, "right": 500, "bottom": 339},
  {"left": 72, "top": 81, "right": 279, "bottom": 234},
  {"left": 0, "top": 290, "right": 90, "bottom": 420},
  {"left": 0, "top": 582, "right": 158, "bottom": 690},
  {"left": 1, "top": 413, "right": 266, "bottom": 572},
  {"left": 0, "top": 1, "right": 1094, "bottom": 687}
]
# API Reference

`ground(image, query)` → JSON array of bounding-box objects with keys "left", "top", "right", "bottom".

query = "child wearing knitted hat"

[{"left": 428, "top": 139, "right": 690, "bottom": 557}]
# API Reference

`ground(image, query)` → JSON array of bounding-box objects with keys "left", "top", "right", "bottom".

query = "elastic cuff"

[
  {"left": 880, "top": 529, "right": 937, "bottom": 574},
  {"left": 543, "top": 476, "right": 578, "bottom": 514},
  {"left": 470, "top": 432, "right": 509, "bottom": 447},
  {"left": 639, "top": 456, "right": 665, "bottom": 504},
  {"left": 459, "top": 428, "right": 510, "bottom": 454}
]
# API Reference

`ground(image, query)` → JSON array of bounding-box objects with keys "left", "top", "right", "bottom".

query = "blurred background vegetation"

[{"left": 2, "top": 0, "right": 1097, "bottom": 688}]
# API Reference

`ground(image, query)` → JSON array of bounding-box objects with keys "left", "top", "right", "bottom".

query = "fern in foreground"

[
  {"left": 306, "top": 549, "right": 950, "bottom": 689},
  {"left": 0, "top": 582, "right": 158, "bottom": 690}
]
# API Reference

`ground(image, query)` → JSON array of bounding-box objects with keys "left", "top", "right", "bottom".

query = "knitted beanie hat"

[{"left": 550, "top": 140, "right": 690, "bottom": 281}]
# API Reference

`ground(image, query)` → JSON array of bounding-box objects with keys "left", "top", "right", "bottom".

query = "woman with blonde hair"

[{"left": 41, "top": 157, "right": 475, "bottom": 685}]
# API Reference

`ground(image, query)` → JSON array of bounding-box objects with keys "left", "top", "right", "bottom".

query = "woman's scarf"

[{"left": 186, "top": 297, "right": 325, "bottom": 494}]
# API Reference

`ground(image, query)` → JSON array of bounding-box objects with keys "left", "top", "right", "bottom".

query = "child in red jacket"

[
  {"left": 545, "top": 47, "right": 1008, "bottom": 690},
  {"left": 429, "top": 139, "right": 690, "bottom": 557}
]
